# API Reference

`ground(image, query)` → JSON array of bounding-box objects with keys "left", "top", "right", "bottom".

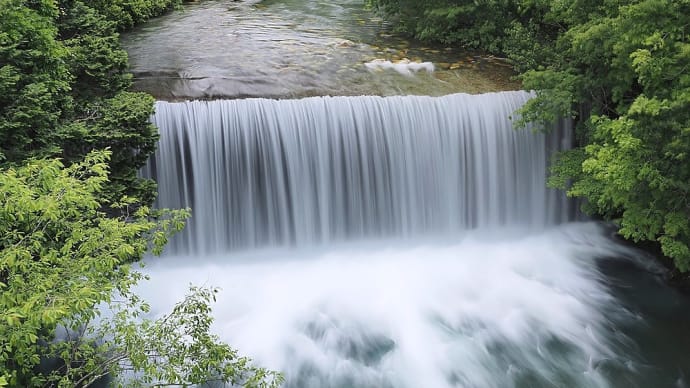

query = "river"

[
  {"left": 121, "top": 0, "right": 518, "bottom": 99},
  {"left": 124, "top": 1, "right": 690, "bottom": 387}
]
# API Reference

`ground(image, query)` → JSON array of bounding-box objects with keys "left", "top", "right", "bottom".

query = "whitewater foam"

[{"left": 138, "top": 223, "right": 643, "bottom": 388}]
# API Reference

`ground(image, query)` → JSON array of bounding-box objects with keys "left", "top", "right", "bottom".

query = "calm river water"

[{"left": 121, "top": 0, "right": 518, "bottom": 99}]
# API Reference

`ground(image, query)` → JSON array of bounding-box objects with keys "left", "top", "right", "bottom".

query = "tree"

[
  {"left": 0, "top": 0, "right": 71, "bottom": 162},
  {"left": 365, "top": 0, "right": 560, "bottom": 72},
  {"left": 0, "top": 151, "right": 282, "bottom": 387},
  {"left": 521, "top": 0, "right": 690, "bottom": 272},
  {"left": 1, "top": 0, "right": 186, "bottom": 206}
]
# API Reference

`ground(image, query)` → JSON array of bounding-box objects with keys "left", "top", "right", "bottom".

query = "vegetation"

[
  {"left": 0, "top": 152, "right": 281, "bottom": 387},
  {"left": 0, "top": 0, "right": 179, "bottom": 205},
  {"left": 365, "top": 0, "right": 559, "bottom": 72},
  {"left": 1, "top": 0, "right": 686, "bottom": 382},
  {"left": 1, "top": 0, "right": 282, "bottom": 386},
  {"left": 369, "top": 0, "right": 690, "bottom": 274}
]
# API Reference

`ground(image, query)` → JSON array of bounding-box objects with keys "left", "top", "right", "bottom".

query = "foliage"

[
  {"left": 526, "top": 0, "right": 690, "bottom": 271},
  {"left": 58, "top": 91, "right": 161, "bottom": 206},
  {"left": 1, "top": 1, "right": 285, "bottom": 386},
  {"left": 367, "top": 0, "right": 509, "bottom": 48},
  {"left": 0, "top": 0, "right": 71, "bottom": 162},
  {"left": 88, "top": 0, "right": 183, "bottom": 30},
  {"left": 0, "top": 152, "right": 282, "bottom": 387},
  {"left": 1, "top": 2, "right": 284, "bottom": 385},
  {"left": 0, "top": 0, "right": 184, "bottom": 205},
  {"left": 107, "top": 286, "right": 282, "bottom": 388},
  {"left": 366, "top": 0, "right": 560, "bottom": 72}
]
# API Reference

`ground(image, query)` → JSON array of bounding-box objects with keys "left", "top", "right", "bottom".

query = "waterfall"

[
  {"left": 137, "top": 92, "right": 689, "bottom": 387},
  {"left": 144, "top": 91, "right": 573, "bottom": 254}
]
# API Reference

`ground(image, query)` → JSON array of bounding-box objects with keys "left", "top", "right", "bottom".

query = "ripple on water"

[{"left": 121, "top": 0, "right": 520, "bottom": 100}]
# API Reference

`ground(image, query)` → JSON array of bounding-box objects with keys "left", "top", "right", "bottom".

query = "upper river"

[{"left": 121, "top": 0, "right": 518, "bottom": 99}]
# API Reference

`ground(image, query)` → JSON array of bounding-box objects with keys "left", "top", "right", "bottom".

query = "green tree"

[
  {"left": 55, "top": 0, "right": 163, "bottom": 205},
  {"left": 366, "top": 0, "right": 560, "bottom": 72},
  {"left": 87, "top": 0, "right": 183, "bottom": 30},
  {"left": 1, "top": 0, "right": 186, "bottom": 206},
  {"left": 0, "top": 0, "right": 71, "bottom": 162},
  {"left": 522, "top": 0, "right": 690, "bottom": 272},
  {"left": 0, "top": 151, "right": 282, "bottom": 387}
]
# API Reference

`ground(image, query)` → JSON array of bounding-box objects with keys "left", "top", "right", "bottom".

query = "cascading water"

[
  {"left": 139, "top": 91, "right": 690, "bottom": 388},
  {"left": 143, "top": 91, "right": 573, "bottom": 254}
]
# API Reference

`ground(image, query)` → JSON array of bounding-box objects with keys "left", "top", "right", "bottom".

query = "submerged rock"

[
  {"left": 331, "top": 39, "right": 357, "bottom": 48},
  {"left": 364, "top": 58, "right": 434, "bottom": 76}
]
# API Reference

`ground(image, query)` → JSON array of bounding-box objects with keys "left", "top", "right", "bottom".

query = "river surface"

[
  {"left": 126, "top": 1, "right": 690, "bottom": 387},
  {"left": 121, "top": 0, "right": 518, "bottom": 99}
]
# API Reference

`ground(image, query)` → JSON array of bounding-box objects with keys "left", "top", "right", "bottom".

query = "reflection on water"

[{"left": 121, "top": 0, "right": 519, "bottom": 99}]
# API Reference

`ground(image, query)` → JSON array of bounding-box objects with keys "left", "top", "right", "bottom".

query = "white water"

[
  {"left": 140, "top": 92, "right": 654, "bottom": 387},
  {"left": 139, "top": 223, "right": 643, "bottom": 388}
]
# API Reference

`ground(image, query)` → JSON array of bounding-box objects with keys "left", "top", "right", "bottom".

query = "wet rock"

[
  {"left": 332, "top": 39, "right": 356, "bottom": 48},
  {"left": 302, "top": 317, "right": 396, "bottom": 367},
  {"left": 364, "top": 58, "right": 435, "bottom": 76}
]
